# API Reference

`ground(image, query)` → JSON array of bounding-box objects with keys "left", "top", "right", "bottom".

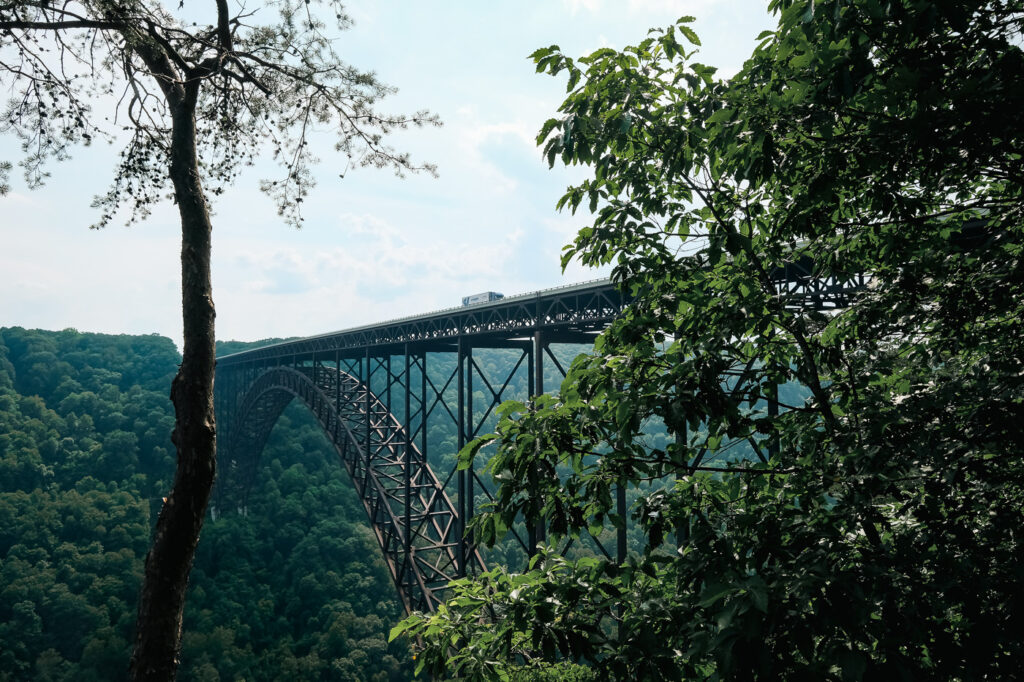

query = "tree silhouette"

[{"left": 1, "top": 2, "right": 437, "bottom": 679}]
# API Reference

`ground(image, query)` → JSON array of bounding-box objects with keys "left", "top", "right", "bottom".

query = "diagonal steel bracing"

[
  {"left": 219, "top": 363, "right": 483, "bottom": 614},
  {"left": 214, "top": 275, "right": 864, "bottom": 614}
]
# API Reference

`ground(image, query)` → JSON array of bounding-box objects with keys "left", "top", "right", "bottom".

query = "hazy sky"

[{"left": 1, "top": 1, "right": 774, "bottom": 348}]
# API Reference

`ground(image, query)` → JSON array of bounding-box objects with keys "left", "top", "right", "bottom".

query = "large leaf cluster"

[
  {"left": 400, "top": 2, "right": 1024, "bottom": 680},
  {"left": 0, "top": 0, "right": 438, "bottom": 227}
]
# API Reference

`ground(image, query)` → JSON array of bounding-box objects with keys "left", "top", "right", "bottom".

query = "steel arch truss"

[
  {"left": 219, "top": 364, "right": 483, "bottom": 614},
  {"left": 214, "top": 275, "right": 867, "bottom": 615}
]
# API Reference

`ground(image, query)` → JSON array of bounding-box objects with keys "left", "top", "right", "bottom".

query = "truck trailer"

[{"left": 461, "top": 291, "right": 504, "bottom": 306}]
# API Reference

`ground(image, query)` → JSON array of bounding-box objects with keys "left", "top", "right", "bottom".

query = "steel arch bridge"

[{"left": 214, "top": 270, "right": 862, "bottom": 614}]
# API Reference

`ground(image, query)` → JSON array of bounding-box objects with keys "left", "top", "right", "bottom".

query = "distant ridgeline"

[{"left": 0, "top": 327, "right": 413, "bottom": 681}]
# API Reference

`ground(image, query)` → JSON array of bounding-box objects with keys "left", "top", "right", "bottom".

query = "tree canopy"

[
  {"left": 2, "top": 2, "right": 435, "bottom": 678},
  {"left": 0, "top": 0, "right": 436, "bottom": 225},
  {"left": 399, "top": 1, "right": 1024, "bottom": 679},
  {"left": 0, "top": 327, "right": 414, "bottom": 681}
]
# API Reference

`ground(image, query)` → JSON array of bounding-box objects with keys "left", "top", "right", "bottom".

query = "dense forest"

[
  {"left": 0, "top": 327, "right": 413, "bottom": 681},
  {"left": 0, "top": 324, "right": 780, "bottom": 680}
]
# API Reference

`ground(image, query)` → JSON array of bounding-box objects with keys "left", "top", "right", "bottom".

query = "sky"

[{"left": 0, "top": 1, "right": 774, "bottom": 349}]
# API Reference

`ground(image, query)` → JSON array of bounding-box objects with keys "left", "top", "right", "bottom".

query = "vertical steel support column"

[
  {"left": 533, "top": 331, "right": 544, "bottom": 396},
  {"left": 527, "top": 342, "right": 537, "bottom": 557},
  {"left": 524, "top": 335, "right": 540, "bottom": 552},
  {"left": 531, "top": 330, "right": 546, "bottom": 553},
  {"left": 335, "top": 350, "right": 341, "bottom": 441},
  {"left": 420, "top": 353, "right": 428, "bottom": 465},
  {"left": 466, "top": 344, "right": 474, "bottom": 561},
  {"left": 456, "top": 336, "right": 467, "bottom": 577},
  {"left": 386, "top": 354, "right": 392, "bottom": 420},
  {"left": 364, "top": 347, "right": 372, "bottom": 489},
  {"left": 404, "top": 344, "right": 412, "bottom": 599}
]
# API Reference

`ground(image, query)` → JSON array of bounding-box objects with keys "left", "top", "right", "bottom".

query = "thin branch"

[{"left": 0, "top": 19, "right": 119, "bottom": 30}]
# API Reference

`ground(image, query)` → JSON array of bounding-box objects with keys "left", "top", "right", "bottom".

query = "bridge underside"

[
  {"left": 217, "top": 364, "right": 481, "bottom": 614},
  {"left": 213, "top": 276, "right": 864, "bottom": 613}
]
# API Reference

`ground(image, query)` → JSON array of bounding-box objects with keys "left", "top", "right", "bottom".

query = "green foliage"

[
  {"left": 0, "top": 328, "right": 412, "bottom": 680},
  {"left": 401, "top": 3, "right": 1024, "bottom": 680},
  {"left": 0, "top": 328, "right": 172, "bottom": 680},
  {"left": 181, "top": 402, "right": 413, "bottom": 681},
  {"left": 0, "top": 159, "right": 10, "bottom": 194},
  {"left": 0, "top": 1, "right": 439, "bottom": 228}
]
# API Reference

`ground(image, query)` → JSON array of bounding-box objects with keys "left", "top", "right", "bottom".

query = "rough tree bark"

[
  {"left": 0, "top": 4, "right": 437, "bottom": 677},
  {"left": 129, "top": 78, "right": 217, "bottom": 681}
]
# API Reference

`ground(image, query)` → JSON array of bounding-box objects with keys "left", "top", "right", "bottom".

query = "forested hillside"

[{"left": 0, "top": 327, "right": 412, "bottom": 681}]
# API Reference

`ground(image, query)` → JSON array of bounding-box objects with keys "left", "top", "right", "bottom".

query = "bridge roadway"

[
  {"left": 213, "top": 264, "right": 863, "bottom": 614},
  {"left": 217, "top": 277, "right": 624, "bottom": 365},
  {"left": 214, "top": 278, "right": 628, "bottom": 614}
]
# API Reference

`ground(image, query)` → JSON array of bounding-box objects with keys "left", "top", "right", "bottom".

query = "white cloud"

[
  {"left": 627, "top": 0, "right": 717, "bottom": 15},
  {"left": 329, "top": 211, "right": 526, "bottom": 285},
  {"left": 1, "top": 191, "right": 35, "bottom": 206},
  {"left": 0, "top": 198, "right": 182, "bottom": 343},
  {"left": 564, "top": 0, "right": 602, "bottom": 14},
  {"left": 213, "top": 211, "right": 531, "bottom": 340},
  {"left": 4, "top": 1, "right": 774, "bottom": 346},
  {"left": 451, "top": 116, "right": 538, "bottom": 195},
  {"left": 541, "top": 214, "right": 582, "bottom": 240}
]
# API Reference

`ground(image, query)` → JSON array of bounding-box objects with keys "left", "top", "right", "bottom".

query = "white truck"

[{"left": 461, "top": 291, "right": 504, "bottom": 306}]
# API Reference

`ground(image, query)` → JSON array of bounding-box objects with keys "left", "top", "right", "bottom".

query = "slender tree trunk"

[{"left": 129, "top": 95, "right": 216, "bottom": 682}]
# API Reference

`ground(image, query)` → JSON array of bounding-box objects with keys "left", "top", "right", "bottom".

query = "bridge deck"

[
  {"left": 214, "top": 267, "right": 866, "bottom": 613},
  {"left": 217, "top": 278, "right": 623, "bottom": 365}
]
